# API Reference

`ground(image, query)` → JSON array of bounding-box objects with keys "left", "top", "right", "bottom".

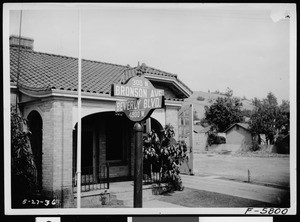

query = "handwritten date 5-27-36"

[{"left": 22, "top": 198, "right": 57, "bottom": 207}]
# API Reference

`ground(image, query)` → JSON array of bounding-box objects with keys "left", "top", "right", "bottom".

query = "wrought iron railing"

[
  {"left": 143, "top": 165, "right": 163, "bottom": 185},
  {"left": 143, "top": 171, "right": 162, "bottom": 185},
  {"left": 73, "top": 163, "right": 109, "bottom": 192}
]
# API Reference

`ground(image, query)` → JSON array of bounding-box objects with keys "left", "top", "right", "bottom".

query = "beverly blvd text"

[{"left": 116, "top": 97, "right": 162, "bottom": 113}]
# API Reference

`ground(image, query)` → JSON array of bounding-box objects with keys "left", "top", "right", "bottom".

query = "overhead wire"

[{"left": 15, "top": 10, "right": 23, "bottom": 112}]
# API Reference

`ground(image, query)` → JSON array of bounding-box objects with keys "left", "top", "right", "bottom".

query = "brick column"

[{"left": 41, "top": 98, "right": 74, "bottom": 207}]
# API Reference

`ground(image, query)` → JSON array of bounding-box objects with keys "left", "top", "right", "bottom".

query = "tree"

[
  {"left": 265, "top": 92, "right": 278, "bottom": 106},
  {"left": 249, "top": 93, "right": 289, "bottom": 145},
  {"left": 249, "top": 103, "right": 278, "bottom": 144},
  {"left": 280, "top": 100, "right": 290, "bottom": 112},
  {"left": 252, "top": 97, "right": 261, "bottom": 107},
  {"left": 143, "top": 124, "right": 187, "bottom": 191},
  {"left": 204, "top": 96, "right": 243, "bottom": 132},
  {"left": 224, "top": 87, "right": 233, "bottom": 98},
  {"left": 278, "top": 100, "right": 290, "bottom": 135}
]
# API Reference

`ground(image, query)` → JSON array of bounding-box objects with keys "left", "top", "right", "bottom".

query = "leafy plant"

[
  {"left": 143, "top": 124, "right": 187, "bottom": 191},
  {"left": 11, "top": 106, "right": 37, "bottom": 205},
  {"left": 99, "top": 190, "right": 109, "bottom": 205}
]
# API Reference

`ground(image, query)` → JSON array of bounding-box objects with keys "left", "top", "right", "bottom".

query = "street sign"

[
  {"left": 115, "top": 96, "right": 164, "bottom": 122},
  {"left": 112, "top": 75, "right": 164, "bottom": 99},
  {"left": 112, "top": 75, "right": 164, "bottom": 122},
  {"left": 111, "top": 66, "right": 165, "bottom": 208}
]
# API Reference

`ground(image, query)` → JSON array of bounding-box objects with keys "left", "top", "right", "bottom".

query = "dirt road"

[{"left": 192, "top": 153, "right": 290, "bottom": 187}]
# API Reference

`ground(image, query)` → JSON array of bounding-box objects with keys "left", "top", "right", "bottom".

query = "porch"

[
  {"left": 73, "top": 175, "right": 169, "bottom": 208},
  {"left": 72, "top": 164, "right": 163, "bottom": 193}
]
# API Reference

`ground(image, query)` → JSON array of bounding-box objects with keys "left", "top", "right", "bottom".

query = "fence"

[{"left": 73, "top": 163, "right": 109, "bottom": 192}]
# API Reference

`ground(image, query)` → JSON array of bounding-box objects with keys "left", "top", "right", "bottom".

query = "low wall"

[
  {"left": 208, "top": 144, "right": 246, "bottom": 153},
  {"left": 208, "top": 144, "right": 282, "bottom": 154}
]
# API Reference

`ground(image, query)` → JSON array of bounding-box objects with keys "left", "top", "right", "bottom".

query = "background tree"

[
  {"left": 252, "top": 97, "right": 261, "bottom": 107},
  {"left": 265, "top": 92, "right": 278, "bottom": 106},
  {"left": 278, "top": 100, "right": 290, "bottom": 135},
  {"left": 249, "top": 93, "right": 289, "bottom": 145},
  {"left": 204, "top": 96, "right": 243, "bottom": 132},
  {"left": 224, "top": 87, "right": 233, "bottom": 98}
]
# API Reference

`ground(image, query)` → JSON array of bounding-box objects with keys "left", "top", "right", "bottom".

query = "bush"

[
  {"left": 11, "top": 106, "right": 37, "bottom": 207},
  {"left": 143, "top": 124, "right": 187, "bottom": 191},
  {"left": 197, "top": 96, "right": 205, "bottom": 101},
  {"left": 274, "top": 134, "right": 289, "bottom": 154},
  {"left": 207, "top": 133, "right": 226, "bottom": 146},
  {"left": 249, "top": 142, "right": 260, "bottom": 152}
]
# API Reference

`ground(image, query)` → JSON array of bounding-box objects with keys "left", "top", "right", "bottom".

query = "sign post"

[
  {"left": 111, "top": 65, "right": 164, "bottom": 208},
  {"left": 133, "top": 122, "right": 143, "bottom": 207}
]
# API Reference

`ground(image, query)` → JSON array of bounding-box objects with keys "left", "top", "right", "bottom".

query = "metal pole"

[
  {"left": 76, "top": 9, "right": 82, "bottom": 208},
  {"left": 189, "top": 103, "right": 194, "bottom": 175},
  {"left": 15, "top": 10, "right": 23, "bottom": 112},
  {"left": 133, "top": 122, "right": 143, "bottom": 208}
]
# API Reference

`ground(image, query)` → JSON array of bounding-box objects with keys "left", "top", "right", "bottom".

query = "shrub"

[
  {"left": 249, "top": 142, "right": 260, "bottom": 152},
  {"left": 207, "top": 131, "right": 226, "bottom": 146},
  {"left": 196, "top": 96, "right": 205, "bottom": 101},
  {"left": 143, "top": 124, "right": 187, "bottom": 191},
  {"left": 274, "top": 134, "right": 289, "bottom": 154},
  {"left": 11, "top": 106, "right": 37, "bottom": 207}
]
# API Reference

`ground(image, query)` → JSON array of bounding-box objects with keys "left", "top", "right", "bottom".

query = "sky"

[{"left": 7, "top": 3, "right": 295, "bottom": 103}]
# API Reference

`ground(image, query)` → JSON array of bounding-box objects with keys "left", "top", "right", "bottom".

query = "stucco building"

[
  {"left": 9, "top": 36, "right": 192, "bottom": 207},
  {"left": 224, "top": 123, "right": 253, "bottom": 150}
]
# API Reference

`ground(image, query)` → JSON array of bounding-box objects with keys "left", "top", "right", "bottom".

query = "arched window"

[{"left": 27, "top": 111, "right": 43, "bottom": 190}]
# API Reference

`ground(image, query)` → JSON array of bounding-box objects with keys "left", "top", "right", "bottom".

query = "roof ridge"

[
  {"left": 10, "top": 47, "right": 77, "bottom": 60},
  {"left": 146, "top": 65, "right": 178, "bottom": 78},
  {"left": 10, "top": 46, "right": 131, "bottom": 69},
  {"left": 10, "top": 47, "right": 183, "bottom": 78},
  {"left": 82, "top": 58, "right": 130, "bottom": 69}
]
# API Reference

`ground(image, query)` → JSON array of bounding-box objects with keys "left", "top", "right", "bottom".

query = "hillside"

[{"left": 183, "top": 91, "right": 255, "bottom": 120}]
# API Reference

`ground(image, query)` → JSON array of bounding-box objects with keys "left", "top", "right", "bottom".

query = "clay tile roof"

[{"left": 10, "top": 47, "right": 192, "bottom": 98}]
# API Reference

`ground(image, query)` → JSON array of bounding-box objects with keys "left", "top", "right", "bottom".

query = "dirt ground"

[{"left": 192, "top": 153, "right": 290, "bottom": 188}]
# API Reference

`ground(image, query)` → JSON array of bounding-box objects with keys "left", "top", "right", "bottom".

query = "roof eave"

[
  {"left": 144, "top": 74, "right": 192, "bottom": 98},
  {"left": 14, "top": 86, "right": 186, "bottom": 105}
]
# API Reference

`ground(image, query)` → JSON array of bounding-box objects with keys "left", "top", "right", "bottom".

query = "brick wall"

[{"left": 23, "top": 98, "right": 75, "bottom": 207}]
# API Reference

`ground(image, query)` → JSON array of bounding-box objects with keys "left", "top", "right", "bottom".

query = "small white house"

[{"left": 224, "top": 123, "right": 253, "bottom": 150}]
